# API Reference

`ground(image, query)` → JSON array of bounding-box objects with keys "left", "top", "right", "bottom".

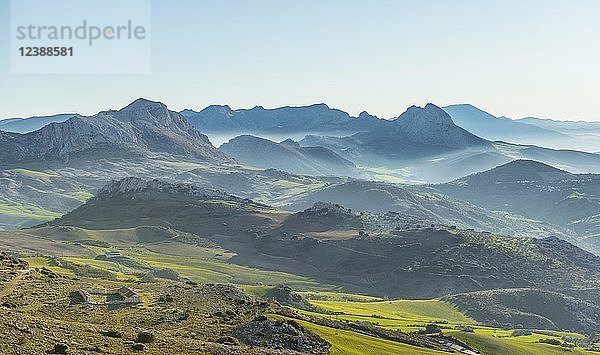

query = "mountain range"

[
  {"left": 3, "top": 101, "right": 599, "bottom": 152},
  {"left": 436, "top": 159, "right": 600, "bottom": 253},
  {"left": 299, "top": 104, "right": 600, "bottom": 182},
  {"left": 3, "top": 97, "right": 600, "bottom": 349},
  {"left": 0, "top": 99, "right": 230, "bottom": 165},
  {"left": 181, "top": 103, "right": 381, "bottom": 135},
  {"left": 3, "top": 100, "right": 599, "bottom": 179},
  {"left": 220, "top": 135, "right": 359, "bottom": 177},
  {"left": 1, "top": 98, "right": 599, "bottom": 240},
  {"left": 444, "top": 104, "right": 600, "bottom": 152}
]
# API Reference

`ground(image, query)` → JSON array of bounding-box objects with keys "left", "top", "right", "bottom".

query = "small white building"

[{"left": 103, "top": 251, "right": 123, "bottom": 259}]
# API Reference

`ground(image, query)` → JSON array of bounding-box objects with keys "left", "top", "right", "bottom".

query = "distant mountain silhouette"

[
  {"left": 220, "top": 135, "right": 359, "bottom": 177},
  {"left": 182, "top": 103, "right": 382, "bottom": 134},
  {"left": 0, "top": 113, "right": 76, "bottom": 133},
  {"left": 443, "top": 104, "right": 567, "bottom": 142},
  {"left": 517, "top": 116, "right": 600, "bottom": 134},
  {"left": 444, "top": 104, "right": 600, "bottom": 152}
]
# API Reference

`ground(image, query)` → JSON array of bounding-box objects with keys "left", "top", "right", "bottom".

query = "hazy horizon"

[
  {"left": 1, "top": 99, "right": 599, "bottom": 124},
  {"left": 1, "top": 0, "right": 600, "bottom": 122}
]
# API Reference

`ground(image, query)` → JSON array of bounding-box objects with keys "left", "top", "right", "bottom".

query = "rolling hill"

[
  {"left": 45, "top": 177, "right": 284, "bottom": 234},
  {"left": 436, "top": 160, "right": 600, "bottom": 252},
  {"left": 282, "top": 180, "right": 574, "bottom": 241},
  {"left": 443, "top": 288, "right": 600, "bottom": 334},
  {"left": 220, "top": 135, "right": 359, "bottom": 177},
  {"left": 43, "top": 178, "right": 600, "bottom": 303}
]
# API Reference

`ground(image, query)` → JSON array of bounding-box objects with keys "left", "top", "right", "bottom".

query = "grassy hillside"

[
  {"left": 283, "top": 180, "right": 572, "bottom": 239},
  {"left": 436, "top": 160, "right": 600, "bottom": 253},
  {"left": 272, "top": 315, "right": 448, "bottom": 355},
  {"left": 447, "top": 329, "right": 593, "bottom": 355},
  {"left": 443, "top": 288, "right": 600, "bottom": 334},
  {"left": 11, "top": 226, "right": 328, "bottom": 291},
  {"left": 3, "top": 227, "right": 600, "bottom": 353},
  {"left": 309, "top": 299, "right": 474, "bottom": 325},
  {"left": 264, "top": 290, "right": 599, "bottom": 354}
]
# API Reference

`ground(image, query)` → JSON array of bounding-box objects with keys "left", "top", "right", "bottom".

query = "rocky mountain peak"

[
  {"left": 116, "top": 98, "right": 174, "bottom": 124},
  {"left": 358, "top": 111, "right": 377, "bottom": 120},
  {"left": 397, "top": 103, "right": 455, "bottom": 126},
  {"left": 0, "top": 99, "right": 233, "bottom": 164},
  {"left": 120, "top": 98, "right": 168, "bottom": 113},
  {"left": 279, "top": 138, "right": 300, "bottom": 147},
  {"left": 199, "top": 105, "right": 235, "bottom": 117}
]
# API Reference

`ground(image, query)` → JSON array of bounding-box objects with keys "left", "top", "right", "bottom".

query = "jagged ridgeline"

[{"left": 0, "top": 98, "right": 231, "bottom": 164}]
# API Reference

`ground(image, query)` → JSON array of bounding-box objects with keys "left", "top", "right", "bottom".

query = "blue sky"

[{"left": 1, "top": 0, "right": 599, "bottom": 121}]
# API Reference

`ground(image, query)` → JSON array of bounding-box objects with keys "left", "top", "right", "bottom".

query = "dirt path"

[{"left": 0, "top": 272, "right": 26, "bottom": 299}]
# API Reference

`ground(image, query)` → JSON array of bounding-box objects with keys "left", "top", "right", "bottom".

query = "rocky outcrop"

[
  {"left": 96, "top": 177, "right": 252, "bottom": 204},
  {"left": 231, "top": 316, "right": 331, "bottom": 354}
]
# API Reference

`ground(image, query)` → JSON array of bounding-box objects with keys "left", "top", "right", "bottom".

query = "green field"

[
  {"left": 11, "top": 228, "right": 600, "bottom": 355},
  {"left": 300, "top": 290, "right": 382, "bottom": 302},
  {"left": 128, "top": 248, "right": 325, "bottom": 289},
  {"left": 309, "top": 298, "right": 475, "bottom": 325},
  {"left": 63, "top": 256, "right": 138, "bottom": 281},
  {"left": 8, "top": 168, "right": 57, "bottom": 183},
  {"left": 447, "top": 328, "right": 593, "bottom": 355},
  {"left": 271, "top": 315, "right": 447, "bottom": 355},
  {"left": 0, "top": 197, "right": 61, "bottom": 220},
  {"left": 23, "top": 256, "right": 74, "bottom": 276},
  {"left": 290, "top": 293, "right": 597, "bottom": 354},
  {"left": 67, "top": 191, "right": 94, "bottom": 202}
]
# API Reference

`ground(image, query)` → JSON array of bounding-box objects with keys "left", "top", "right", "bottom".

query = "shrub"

[{"left": 539, "top": 338, "right": 562, "bottom": 346}]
